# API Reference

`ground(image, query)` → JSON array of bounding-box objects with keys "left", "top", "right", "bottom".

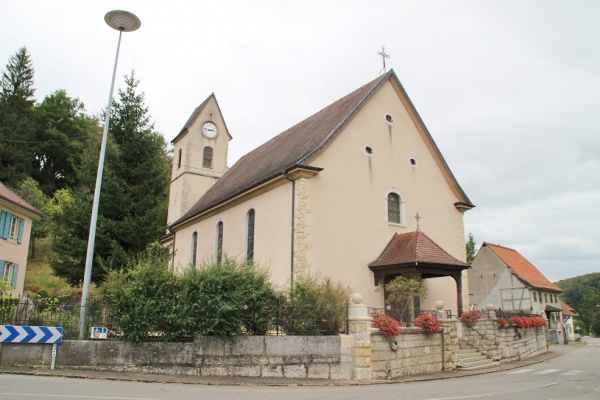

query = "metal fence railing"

[{"left": 0, "top": 296, "right": 119, "bottom": 340}]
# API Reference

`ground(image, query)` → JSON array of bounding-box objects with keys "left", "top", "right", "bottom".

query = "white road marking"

[
  {"left": 536, "top": 369, "right": 560, "bottom": 375},
  {"left": 561, "top": 370, "right": 583, "bottom": 376},
  {"left": 507, "top": 368, "right": 535, "bottom": 374}
]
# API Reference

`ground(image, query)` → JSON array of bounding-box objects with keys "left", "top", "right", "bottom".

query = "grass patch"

[{"left": 24, "top": 237, "right": 80, "bottom": 296}]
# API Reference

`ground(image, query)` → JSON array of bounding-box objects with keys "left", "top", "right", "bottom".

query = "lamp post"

[{"left": 79, "top": 10, "right": 141, "bottom": 340}]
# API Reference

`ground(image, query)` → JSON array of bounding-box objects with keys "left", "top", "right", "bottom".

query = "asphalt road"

[{"left": 1, "top": 337, "right": 598, "bottom": 400}]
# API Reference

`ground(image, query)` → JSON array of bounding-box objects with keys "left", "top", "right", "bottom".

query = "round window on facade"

[
  {"left": 365, "top": 145, "right": 374, "bottom": 155},
  {"left": 409, "top": 157, "right": 417, "bottom": 167},
  {"left": 385, "top": 114, "right": 394, "bottom": 124}
]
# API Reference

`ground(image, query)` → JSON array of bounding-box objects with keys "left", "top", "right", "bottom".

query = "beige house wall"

[
  {"left": 0, "top": 200, "right": 35, "bottom": 296},
  {"left": 468, "top": 246, "right": 563, "bottom": 334}
]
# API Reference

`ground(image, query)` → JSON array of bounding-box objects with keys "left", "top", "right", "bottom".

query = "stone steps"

[{"left": 458, "top": 340, "right": 499, "bottom": 371}]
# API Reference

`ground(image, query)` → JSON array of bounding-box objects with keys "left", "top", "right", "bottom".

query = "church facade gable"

[{"left": 293, "top": 79, "right": 469, "bottom": 308}]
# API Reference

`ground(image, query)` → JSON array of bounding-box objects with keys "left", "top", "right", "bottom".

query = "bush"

[
  {"left": 101, "top": 248, "right": 189, "bottom": 342},
  {"left": 414, "top": 312, "right": 441, "bottom": 334},
  {"left": 279, "top": 274, "right": 348, "bottom": 335},
  {"left": 101, "top": 252, "right": 350, "bottom": 340},
  {"left": 181, "top": 256, "right": 279, "bottom": 336},
  {"left": 372, "top": 312, "right": 401, "bottom": 337}
]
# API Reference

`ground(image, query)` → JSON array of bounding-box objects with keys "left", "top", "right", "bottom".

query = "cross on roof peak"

[{"left": 377, "top": 46, "right": 390, "bottom": 74}]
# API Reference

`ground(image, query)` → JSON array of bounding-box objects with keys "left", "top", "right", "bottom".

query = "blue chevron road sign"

[{"left": 0, "top": 325, "right": 63, "bottom": 344}]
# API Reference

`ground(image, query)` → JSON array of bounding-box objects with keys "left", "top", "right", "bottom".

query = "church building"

[{"left": 162, "top": 70, "right": 474, "bottom": 315}]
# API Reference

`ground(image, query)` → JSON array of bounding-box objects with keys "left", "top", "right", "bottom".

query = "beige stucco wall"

[
  {"left": 172, "top": 183, "right": 293, "bottom": 286},
  {"left": 0, "top": 200, "right": 35, "bottom": 296}
]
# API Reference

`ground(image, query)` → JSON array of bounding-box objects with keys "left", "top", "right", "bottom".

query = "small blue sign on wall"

[{"left": 91, "top": 326, "right": 108, "bottom": 339}]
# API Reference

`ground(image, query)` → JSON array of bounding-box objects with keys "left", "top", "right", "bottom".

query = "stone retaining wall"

[
  {"left": 462, "top": 319, "right": 548, "bottom": 362},
  {"left": 0, "top": 335, "right": 354, "bottom": 379},
  {"left": 371, "top": 320, "right": 460, "bottom": 379}
]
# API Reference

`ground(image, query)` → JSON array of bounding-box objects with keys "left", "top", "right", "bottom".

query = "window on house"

[
  {"left": 246, "top": 209, "right": 255, "bottom": 262},
  {"left": 203, "top": 146, "right": 213, "bottom": 169},
  {"left": 216, "top": 221, "right": 223, "bottom": 264},
  {"left": 545, "top": 293, "right": 548, "bottom": 302},
  {"left": 0, "top": 211, "right": 24, "bottom": 243},
  {"left": 0, "top": 260, "right": 18, "bottom": 288},
  {"left": 191, "top": 231, "right": 198, "bottom": 267},
  {"left": 533, "top": 292, "right": 537, "bottom": 302},
  {"left": 387, "top": 193, "right": 401, "bottom": 224},
  {"left": 178, "top": 149, "right": 182, "bottom": 169}
]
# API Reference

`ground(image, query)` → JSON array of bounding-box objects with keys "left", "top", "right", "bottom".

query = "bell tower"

[{"left": 167, "top": 93, "right": 231, "bottom": 224}]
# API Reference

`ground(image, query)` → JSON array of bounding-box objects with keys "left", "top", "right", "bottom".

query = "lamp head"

[{"left": 104, "top": 10, "right": 141, "bottom": 32}]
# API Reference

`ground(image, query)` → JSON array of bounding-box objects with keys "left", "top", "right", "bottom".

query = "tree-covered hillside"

[{"left": 556, "top": 272, "right": 600, "bottom": 335}]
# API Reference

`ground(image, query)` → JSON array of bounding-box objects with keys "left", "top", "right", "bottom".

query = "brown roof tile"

[
  {"left": 560, "top": 300, "right": 578, "bottom": 317},
  {"left": 0, "top": 181, "right": 43, "bottom": 217},
  {"left": 483, "top": 243, "right": 563, "bottom": 293},
  {"left": 369, "top": 231, "right": 468, "bottom": 268}
]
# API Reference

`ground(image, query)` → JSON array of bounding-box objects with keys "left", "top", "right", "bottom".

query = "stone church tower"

[{"left": 167, "top": 94, "right": 231, "bottom": 225}]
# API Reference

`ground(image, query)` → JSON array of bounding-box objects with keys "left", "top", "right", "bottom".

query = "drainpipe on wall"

[
  {"left": 284, "top": 170, "right": 296, "bottom": 288},
  {"left": 171, "top": 231, "right": 176, "bottom": 271}
]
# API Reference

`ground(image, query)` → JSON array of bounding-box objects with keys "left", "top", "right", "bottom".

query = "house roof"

[
  {"left": 0, "top": 181, "right": 43, "bottom": 218},
  {"left": 482, "top": 242, "right": 563, "bottom": 293},
  {"left": 369, "top": 231, "right": 469, "bottom": 268},
  {"left": 170, "top": 70, "right": 474, "bottom": 228},
  {"left": 560, "top": 301, "right": 579, "bottom": 317}
]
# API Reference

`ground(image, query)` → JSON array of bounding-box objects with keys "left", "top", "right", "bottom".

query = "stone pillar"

[
  {"left": 440, "top": 319, "right": 460, "bottom": 371},
  {"left": 347, "top": 293, "right": 372, "bottom": 380}
]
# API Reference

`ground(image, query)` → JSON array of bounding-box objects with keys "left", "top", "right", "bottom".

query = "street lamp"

[{"left": 79, "top": 10, "right": 141, "bottom": 340}]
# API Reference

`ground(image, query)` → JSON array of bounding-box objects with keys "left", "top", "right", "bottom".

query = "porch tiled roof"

[
  {"left": 369, "top": 231, "right": 468, "bottom": 268},
  {"left": 483, "top": 243, "right": 562, "bottom": 293}
]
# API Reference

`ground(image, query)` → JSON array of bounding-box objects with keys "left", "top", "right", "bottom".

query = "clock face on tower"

[{"left": 202, "top": 122, "right": 218, "bottom": 139}]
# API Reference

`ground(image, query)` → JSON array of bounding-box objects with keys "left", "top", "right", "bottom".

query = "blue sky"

[{"left": 2, "top": 0, "right": 598, "bottom": 282}]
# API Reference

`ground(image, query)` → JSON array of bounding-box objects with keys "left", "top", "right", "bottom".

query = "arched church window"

[
  {"left": 387, "top": 192, "right": 402, "bottom": 224},
  {"left": 246, "top": 209, "right": 255, "bottom": 262},
  {"left": 191, "top": 231, "right": 198, "bottom": 267},
  {"left": 216, "top": 221, "right": 223, "bottom": 264},
  {"left": 203, "top": 146, "right": 213, "bottom": 169}
]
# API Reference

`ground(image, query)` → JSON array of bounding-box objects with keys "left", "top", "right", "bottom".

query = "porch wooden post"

[{"left": 452, "top": 274, "right": 464, "bottom": 317}]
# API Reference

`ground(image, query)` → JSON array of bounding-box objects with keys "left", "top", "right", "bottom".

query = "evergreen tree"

[
  {"left": 49, "top": 71, "right": 171, "bottom": 286},
  {"left": 465, "top": 232, "right": 477, "bottom": 263},
  {"left": 0, "top": 47, "right": 36, "bottom": 187}
]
